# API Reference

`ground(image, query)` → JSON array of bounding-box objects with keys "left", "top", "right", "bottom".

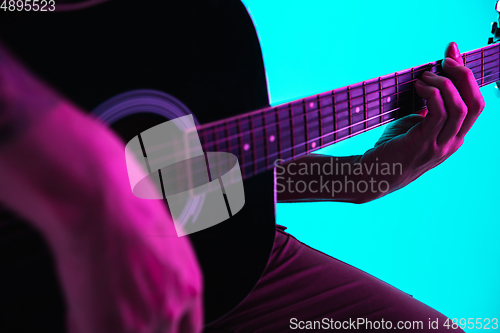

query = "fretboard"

[{"left": 197, "top": 42, "right": 500, "bottom": 179}]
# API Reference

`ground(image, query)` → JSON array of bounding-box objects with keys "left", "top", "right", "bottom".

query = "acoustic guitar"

[{"left": 0, "top": 0, "right": 498, "bottom": 328}]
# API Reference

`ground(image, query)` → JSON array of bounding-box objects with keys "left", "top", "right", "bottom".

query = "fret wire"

[
  {"left": 347, "top": 86, "right": 352, "bottom": 136},
  {"left": 223, "top": 118, "right": 234, "bottom": 183},
  {"left": 227, "top": 119, "right": 235, "bottom": 159},
  {"left": 395, "top": 72, "right": 400, "bottom": 118},
  {"left": 411, "top": 67, "right": 415, "bottom": 114},
  {"left": 263, "top": 109, "right": 270, "bottom": 169},
  {"left": 214, "top": 123, "right": 219, "bottom": 152},
  {"left": 204, "top": 128, "right": 211, "bottom": 153},
  {"left": 317, "top": 94, "right": 323, "bottom": 147},
  {"left": 304, "top": 98, "right": 310, "bottom": 152},
  {"left": 289, "top": 103, "right": 295, "bottom": 158},
  {"left": 332, "top": 90, "right": 337, "bottom": 142},
  {"left": 277, "top": 106, "right": 283, "bottom": 162},
  {"left": 363, "top": 81, "right": 367, "bottom": 130},
  {"left": 236, "top": 117, "right": 246, "bottom": 178},
  {"left": 250, "top": 115, "right": 257, "bottom": 175},
  {"left": 347, "top": 86, "right": 354, "bottom": 135},
  {"left": 481, "top": 48, "right": 484, "bottom": 86},
  {"left": 213, "top": 124, "right": 221, "bottom": 180},
  {"left": 378, "top": 77, "right": 383, "bottom": 124},
  {"left": 223, "top": 120, "right": 230, "bottom": 154},
  {"left": 303, "top": 100, "right": 309, "bottom": 153},
  {"left": 203, "top": 128, "right": 214, "bottom": 181}
]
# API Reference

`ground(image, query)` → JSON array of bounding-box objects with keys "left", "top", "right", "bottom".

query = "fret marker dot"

[
  {"left": 386, "top": 96, "right": 391, "bottom": 103},
  {"left": 311, "top": 142, "right": 317, "bottom": 148},
  {"left": 269, "top": 135, "right": 275, "bottom": 142},
  {"left": 309, "top": 102, "right": 314, "bottom": 108},
  {"left": 355, "top": 107, "right": 360, "bottom": 113},
  {"left": 243, "top": 143, "right": 250, "bottom": 151}
]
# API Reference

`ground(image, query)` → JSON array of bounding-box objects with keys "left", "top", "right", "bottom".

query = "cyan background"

[{"left": 242, "top": 0, "right": 500, "bottom": 327}]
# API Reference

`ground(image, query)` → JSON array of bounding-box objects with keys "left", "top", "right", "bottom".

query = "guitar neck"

[{"left": 197, "top": 42, "right": 500, "bottom": 179}]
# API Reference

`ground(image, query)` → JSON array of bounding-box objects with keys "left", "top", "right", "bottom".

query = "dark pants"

[{"left": 205, "top": 225, "right": 464, "bottom": 333}]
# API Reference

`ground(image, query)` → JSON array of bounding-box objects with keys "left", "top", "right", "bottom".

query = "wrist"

[{"left": 358, "top": 141, "right": 419, "bottom": 202}]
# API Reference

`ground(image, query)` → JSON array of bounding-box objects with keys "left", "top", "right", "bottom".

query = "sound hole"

[{"left": 109, "top": 112, "right": 170, "bottom": 144}]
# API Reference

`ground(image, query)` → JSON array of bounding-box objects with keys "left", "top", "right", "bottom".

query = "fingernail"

[{"left": 449, "top": 42, "right": 460, "bottom": 59}]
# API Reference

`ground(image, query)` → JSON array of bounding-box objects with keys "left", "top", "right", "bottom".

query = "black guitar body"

[
  {"left": 189, "top": 170, "right": 276, "bottom": 323},
  {"left": 0, "top": 0, "right": 276, "bottom": 328}
]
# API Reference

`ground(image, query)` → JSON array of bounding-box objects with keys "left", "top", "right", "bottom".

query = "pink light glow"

[
  {"left": 311, "top": 142, "right": 316, "bottom": 148},
  {"left": 269, "top": 135, "right": 275, "bottom": 142},
  {"left": 309, "top": 102, "right": 314, "bottom": 108},
  {"left": 243, "top": 143, "right": 250, "bottom": 151},
  {"left": 355, "top": 107, "right": 360, "bottom": 113},
  {"left": 386, "top": 96, "right": 391, "bottom": 103}
]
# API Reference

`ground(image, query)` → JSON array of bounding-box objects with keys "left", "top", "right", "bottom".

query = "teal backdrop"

[{"left": 242, "top": 0, "right": 500, "bottom": 327}]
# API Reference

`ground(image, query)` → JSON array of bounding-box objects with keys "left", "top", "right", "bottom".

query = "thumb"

[{"left": 444, "top": 41, "right": 463, "bottom": 66}]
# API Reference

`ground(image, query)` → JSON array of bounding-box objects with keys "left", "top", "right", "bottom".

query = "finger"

[
  {"left": 414, "top": 78, "right": 447, "bottom": 140},
  {"left": 420, "top": 71, "right": 467, "bottom": 145},
  {"left": 444, "top": 41, "right": 464, "bottom": 66},
  {"left": 441, "top": 43, "right": 485, "bottom": 138}
]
